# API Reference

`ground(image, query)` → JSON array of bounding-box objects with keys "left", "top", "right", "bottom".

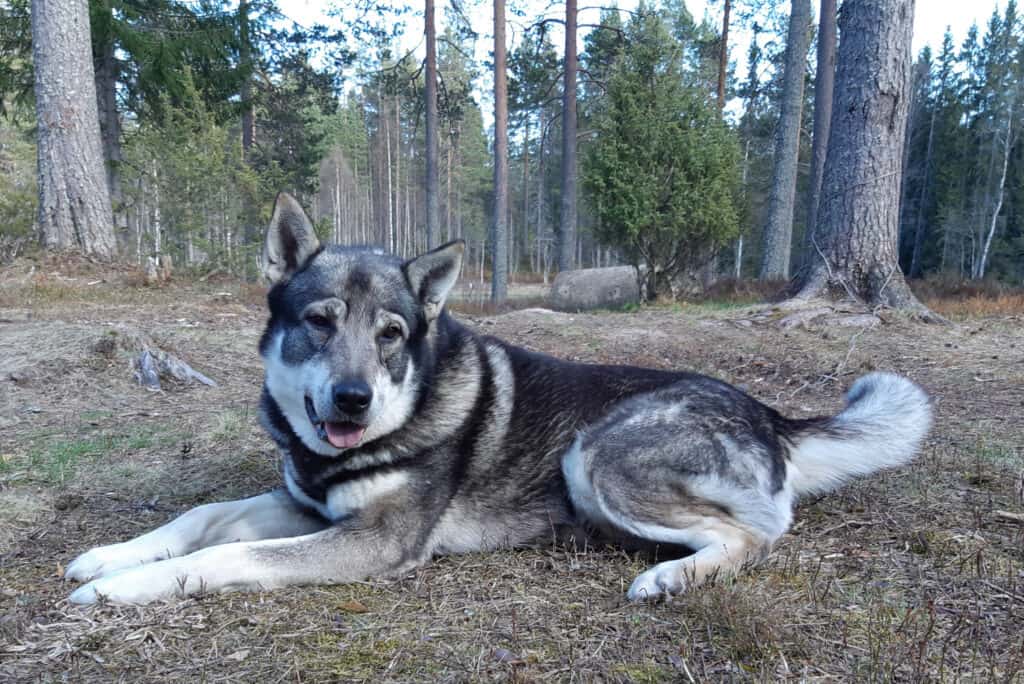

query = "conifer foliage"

[{"left": 2, "top": 0, "right": 1023, "bottom": 289}]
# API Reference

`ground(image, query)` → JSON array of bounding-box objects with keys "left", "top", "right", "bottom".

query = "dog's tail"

[{"left": 780, "top": 372, "right": 932, "bottom": 496}]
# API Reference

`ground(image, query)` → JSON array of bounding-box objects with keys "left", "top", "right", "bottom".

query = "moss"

[{"left": 611, "top": 662, "right": 673, "bottom": 683}]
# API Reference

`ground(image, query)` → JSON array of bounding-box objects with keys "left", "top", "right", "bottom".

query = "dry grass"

[
  {"left": 912, "top": 275, "right": 1024, "bottom": 318},
  {"left": 1, "top": 263, "right": 1023, "bottom": 682}
]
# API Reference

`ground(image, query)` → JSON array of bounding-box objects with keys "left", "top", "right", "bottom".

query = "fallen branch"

[{"left": 993, "top": 510, "right": 1024, "bottom": 525}]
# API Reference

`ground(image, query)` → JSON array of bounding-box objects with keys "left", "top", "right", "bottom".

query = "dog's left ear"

[{"left": 403, "top": 240, "right": 465, "bottom": 322}]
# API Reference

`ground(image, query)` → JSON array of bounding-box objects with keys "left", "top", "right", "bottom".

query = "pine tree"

[
  {"left": 794, "top": 0, "right": 934, "bottom": 316},
  {"left": 759, "top": 0, "right": 811, "bottom": 280},
  {"left": 32, "top": 0, "right": 117, "bottom": 257}
]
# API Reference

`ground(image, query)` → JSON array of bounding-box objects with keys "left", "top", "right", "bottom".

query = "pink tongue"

[{"left": 325, "top": 422, "right": 365, "bottom": 449}]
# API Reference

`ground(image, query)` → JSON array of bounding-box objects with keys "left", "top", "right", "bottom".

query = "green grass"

[{"left": 12, "top": 425, "right": 178, "bottom": 487}]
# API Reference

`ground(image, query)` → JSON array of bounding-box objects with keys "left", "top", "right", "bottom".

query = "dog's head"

[{"left": 259, "top": 192, "right": 464, "bottom": 456}]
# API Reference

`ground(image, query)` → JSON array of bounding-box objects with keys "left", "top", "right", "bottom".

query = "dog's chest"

[{"left": 285, "top": 461, "right": 408, "bottom": 522}]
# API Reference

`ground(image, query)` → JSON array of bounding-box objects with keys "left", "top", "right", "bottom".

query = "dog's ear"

[
  {"left": 262, "top": 192, "right": 320, "bottom": 284},
  {"left": 403, "top": 240, "right": 465, "bottom": 322}
]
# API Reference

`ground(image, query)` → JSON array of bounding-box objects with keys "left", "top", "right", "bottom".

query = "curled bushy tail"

[{"left": 783, "top": 372, "right": 932, "bottom": 496}]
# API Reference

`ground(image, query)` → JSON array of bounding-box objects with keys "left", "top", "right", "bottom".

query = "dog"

[{"left": 66, "top": 193, "right": 932, "bottom": 604}]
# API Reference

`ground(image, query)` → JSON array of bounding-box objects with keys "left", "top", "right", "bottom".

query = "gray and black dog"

[{"left": 67, "top": 193, "right": 932, "bottom": 604}]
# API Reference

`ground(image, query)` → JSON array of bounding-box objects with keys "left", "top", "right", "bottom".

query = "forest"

[{"left": 1, "top": 0, "right": 1023, "bottom": 291}]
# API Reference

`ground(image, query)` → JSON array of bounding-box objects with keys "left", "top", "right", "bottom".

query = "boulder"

[{"left": 549, "top": 266, "right": 640, "bottom": 312}]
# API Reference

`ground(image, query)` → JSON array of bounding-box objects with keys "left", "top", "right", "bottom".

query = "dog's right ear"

[
  {"left": 403, "top": 240, "right": 465, "bottom": 322},
  {"left": 262, "top": 192, "right": 320, "bottom": 284}
]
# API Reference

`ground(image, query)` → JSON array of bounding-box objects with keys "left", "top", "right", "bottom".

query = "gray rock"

[{"left": 549, "top": 266, "right": 640, "bottom": 312}]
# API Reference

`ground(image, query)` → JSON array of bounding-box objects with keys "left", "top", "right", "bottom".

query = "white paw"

[
  {"left": 65, "top": 542, "right": 169, "bottom": 582},
  {"left": 68, "top": 559, "right": 195, "bottom": 605},
  {"left": 627, "top": 560, "right": 687, "bottom": 601}
]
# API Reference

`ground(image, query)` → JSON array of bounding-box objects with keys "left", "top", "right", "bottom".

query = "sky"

[
  {"left": 279, "top": 0, "right": 1004, "bottom": 56},
  {"left": 277, "top": 0, "right": 1008, "bottom": 118}
]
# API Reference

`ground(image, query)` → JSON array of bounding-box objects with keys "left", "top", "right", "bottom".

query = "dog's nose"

[{"left": 332, "top": 381, "right": 373, "bottom": 414}]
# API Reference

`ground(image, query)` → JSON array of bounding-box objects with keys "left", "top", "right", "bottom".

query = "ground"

[{"left": 0, "top": 256, "right": 1022, "bottom": 682}]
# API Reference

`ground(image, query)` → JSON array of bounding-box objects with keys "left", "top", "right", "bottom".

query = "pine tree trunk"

[
  {"left": 491, "top": 0, "right": 509, "bottom": 301},
  {"left": 536, "top": 125, "right": 548, "bottom": 285},
  {"left": 522, "top": 118, "right": 530, "bottom": 276},
  {"left": 759, "top": 0, "right": 811, "bottom": 280},
  {"left": 909, "top": 105, "right": 936, "bottom": 278},
  {"left": 32, "top": 0, "right": 116, "bottom": 258},
  {"left": 717, "top": 0, "right": 732, "bottom": 111},
  {"left": 424, "top": 0, "right": 440, "bottom": 249},
  {"left": 239, "top": 1, "right": 255, "bottom": 157},
  {"left": 93, "top": 9, "right": 125, "bottom": 238},
  {"left": 803, "top": 0, "right": 836, "bottom": 271},
  {"left": 557, "top": 0, "right": 578, "bottom": 273},
  {"left": 795, "top": 0, "right": 934, "bottom": 317}
]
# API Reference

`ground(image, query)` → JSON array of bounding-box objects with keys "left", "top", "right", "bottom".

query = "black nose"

[{"left": 332, "top": 380, "right": 372, "bottom": 414}]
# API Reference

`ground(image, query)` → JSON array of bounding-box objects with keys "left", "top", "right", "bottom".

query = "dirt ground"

[{"left": 1, "top": 258, "right": 1022, "bottom": 682}]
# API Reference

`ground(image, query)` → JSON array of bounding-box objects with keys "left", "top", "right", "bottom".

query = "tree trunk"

[
  {"left": 536, "top": 124, "right": 548, "bottom": 285},
  {"left": 976, "top": 97, "right": 1013, "bottom": 280},
  {"left": 803, "top": 0, "right": 836, "bottom": 271},
  {"left": 424, "top": 0, "right": 440, "bottom": 249},
  {"left": 759, "top": 0, "right": 811, "bottom": 280},
  {"left": 794, "top": 0, "right": 933, "bottom": 316},
  {"left": 491, "top": 0, "right": 509, "bottom": 301},
  {"left": 557, "top": 0, "right": 578, "bottom": 273},
  {"left": 239, "top": 1, "right": 255, "bottom": 157},
  {"left": 32, "top": 0, "right": 116, "bottom": 258},
  {"left": 909, "top": 104, "right": 936, "bottom": 278},
  {"left": 717, "top": 0, "right": 732, "bottom": 111},
  {"left": 93, "top": 6, "right": 125, "bottom": 238},
  {"left": 522, "top": 117, "right": 530, "bottom": 276}
]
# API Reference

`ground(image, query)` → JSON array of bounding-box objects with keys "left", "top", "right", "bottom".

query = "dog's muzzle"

[{"left": 304, "top": 395, "right": 367, "bottom": 449}]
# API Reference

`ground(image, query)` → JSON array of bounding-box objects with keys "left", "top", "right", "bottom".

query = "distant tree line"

[{"left": 0, "top": 0, "right": 1020, "bottom": 296}]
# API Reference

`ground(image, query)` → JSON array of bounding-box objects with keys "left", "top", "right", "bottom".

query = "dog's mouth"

[{"left": 305, "top": 396, "right": 366, "bottom": 449}]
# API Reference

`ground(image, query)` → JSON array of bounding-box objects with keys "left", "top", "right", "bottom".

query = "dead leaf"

[{"left": 338, "top": 599, "right": 369, "bottom": 613}]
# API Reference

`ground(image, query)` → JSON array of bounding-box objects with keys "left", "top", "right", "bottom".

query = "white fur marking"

[
  {"left": 263, "top": 332, "right": 340, "bottom": 457},
  {"left": 325, "top": 470, "right": 409, "bottom": 521}
]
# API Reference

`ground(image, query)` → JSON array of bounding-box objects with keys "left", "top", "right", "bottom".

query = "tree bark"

[
  {"left": 803, "top": 0, "right": 836, "bottom": 271},
  {"left": 424, "top": 0, "right": 440, "bottom": 249},
  {"left": 558, "top": 0, "right": 578, "bottom": 273},
  {"left": 32, "top": 0, "right": 116, "bottom": 258},
  {"left": 239, "top": 1, "right": 255, "bottom": 157},
  {"left": 491, "top": 0, "right": 509, "bottom": 301},
  {"left": 909, "top": 103, "right": 936, "bottom": 278},
  {"left": 760, "top": 0, "right": 811, "bottom": 280},
  {"left": 976, "top": 97, "right": 1013, "bottom": 280},
  {"left": 794, "top": 0, "right": 933, "bottom": 316},
  {"left": 93, "top": 3, "right": 125, "bottom": 238},
  {"left": 717, "top": 0, "right": 732, "bottom": 111}
]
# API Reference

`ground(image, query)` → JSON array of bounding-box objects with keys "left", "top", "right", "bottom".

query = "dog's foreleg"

[
  {"left": 68, "top": 519, "right": 419, "bottom": 605},
  {"left": 65, "top": 490, "right": 326, "bottom": 582}
]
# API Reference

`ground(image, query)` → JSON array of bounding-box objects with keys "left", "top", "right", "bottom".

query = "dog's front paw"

[
  {"left": 68, "top": 560, "right": 188, "bottom": 605},
  {"left": 65, "top": 542, "right": 167, "bottom": 582}
]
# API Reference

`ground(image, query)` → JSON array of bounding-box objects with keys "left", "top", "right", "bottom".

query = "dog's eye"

[
  {"left": 379, "top": 324, "right": 402, "bottom": 343},
  {"left": 306, "top": 314, "right": 332, "bottom": 329}
]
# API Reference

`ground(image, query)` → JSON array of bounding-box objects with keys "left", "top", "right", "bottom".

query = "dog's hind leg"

[
  {"left": 65, "top": 490, "right": 326, "bottom": 582},
  {"left": 562, "top": 392, "right": 795, "bottom": 601}
]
